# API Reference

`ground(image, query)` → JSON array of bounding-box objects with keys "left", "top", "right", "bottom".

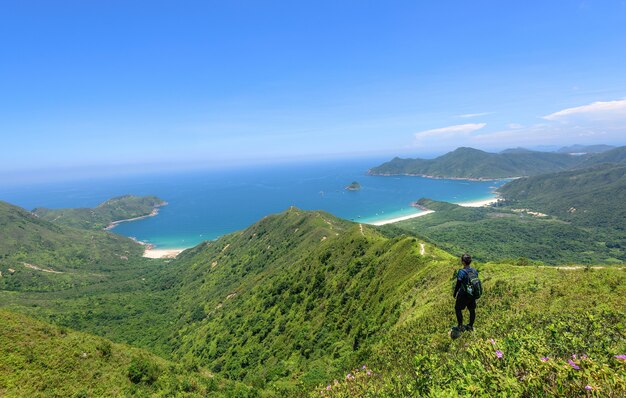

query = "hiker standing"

[{"left": 453, "top": 253, "right": 481, "bottom": 332}]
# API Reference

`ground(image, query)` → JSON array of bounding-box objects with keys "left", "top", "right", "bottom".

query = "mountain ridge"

[{"left": 369, "top": 146, "right": 587, "bottom": 179}]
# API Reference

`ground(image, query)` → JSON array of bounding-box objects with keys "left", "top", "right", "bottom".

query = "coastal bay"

[{"left": 0, "top": 159, "right": 507, "bottom": 250}]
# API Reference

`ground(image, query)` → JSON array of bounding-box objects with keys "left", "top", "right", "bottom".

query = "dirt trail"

[
  {"left": 419, "top": 243, "right": 426, "bottom": 256},
  {"left": 359, "top": 224, "right": 365, "bottom": 236},
  {"left": 22, "top": 263, "right": 63, "bottom": 274}
]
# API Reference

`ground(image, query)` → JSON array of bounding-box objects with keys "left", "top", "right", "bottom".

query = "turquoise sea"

[{"left": 0, "top": 159, "right": 507, "bottom": 249}]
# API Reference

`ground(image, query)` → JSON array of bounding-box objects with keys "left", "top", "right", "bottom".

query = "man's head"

[{"left": 461, "top": 253, "right": 472, "bottom": 267}]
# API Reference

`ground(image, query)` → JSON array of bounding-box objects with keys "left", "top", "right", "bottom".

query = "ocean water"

[{"left": 0, "top": 159, "right": 507, "bottom": 249}]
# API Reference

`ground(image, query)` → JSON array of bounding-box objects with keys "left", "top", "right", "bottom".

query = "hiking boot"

[
  {"left": 464, "top": 325, "right": 473, "bottom": 332},
  {"left": 455, "top": 325, "right": 465, "bottom": 332}
]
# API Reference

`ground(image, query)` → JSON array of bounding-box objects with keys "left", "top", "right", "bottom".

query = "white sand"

[
  {"left": 143, "top": 248, "right": 185, "bottom": 259},
  {"left": 366, "top": 210, "right": 435, "bottom": 226},
  {"left": 456, "top": 197, "right": 499, "bottom": 207}
]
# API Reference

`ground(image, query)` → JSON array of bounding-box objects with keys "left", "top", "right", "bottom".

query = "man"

[{"left": 453, "top": 253, "right": 478, "bottom": 332}]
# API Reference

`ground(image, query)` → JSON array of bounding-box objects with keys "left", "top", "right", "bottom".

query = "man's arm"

[{"left": 453, "top": 279, "right": 462, "bottom": 298}]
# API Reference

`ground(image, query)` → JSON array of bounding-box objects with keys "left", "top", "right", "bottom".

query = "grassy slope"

[
  {"left": 33, "top": 195, "right": 165, "bottom": 230},
  {"left": 387, "top": 199, "right": 625, "bottom": 264},
  {"left": 0, "top": 309, "right": 255, "bottom": 398},
  {"left": 313, "top": 260, "right": 626, "bottom": 397},
  {"left": 0, "top": 200, "right": 144, "bottom": 292},
  {"left": 1, "top": 203, "right": 625, "bottom": 396},
  {"left": 160, "top": 208, "right": 428, "bottom": 392},
  {"left": 369, "top": 147, "right": 585, "bottom": 179}
]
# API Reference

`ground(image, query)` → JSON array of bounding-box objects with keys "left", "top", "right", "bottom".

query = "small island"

[{"left": 345, "top": 181, "right": 361, "bottom": 191}]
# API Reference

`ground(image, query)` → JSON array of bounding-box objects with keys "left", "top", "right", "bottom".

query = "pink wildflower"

[
  {"left": 326, "top": 385, "right": 331, "bottom": 391},
  {"left": 362, "top": 365, "right": 367, "bottom": 370},
  {"left": 495, "top": 350, "right": 503, "bottom": 358},
  {"left": 366, "top": 370, "right": 372, "bottom": 376},
  {"left": 568, "top": 359, "right": 580, "bottom": 370},
  {"left": 572, "top": 354, "right": 577, "bottom": 359},
  {"left": 585, "top": 385, "right": 593, "bottom": 390},
  {"left": 489, "top": 338, "right": 496, "bottom": 345},
  {"left": 540, "top": 357, "right": 549, "bottom": 362},
  {"left": 615, "top": 354, "right": 626, "bottom": 360}
]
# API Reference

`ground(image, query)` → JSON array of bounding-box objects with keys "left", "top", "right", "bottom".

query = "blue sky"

[{"left": 2, "top": 1, "right": 626, "bottom": 175}]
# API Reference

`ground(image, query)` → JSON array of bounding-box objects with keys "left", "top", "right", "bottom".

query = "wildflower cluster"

[{"left": 318, "top": 365, "right": 377, "bottom": 397}]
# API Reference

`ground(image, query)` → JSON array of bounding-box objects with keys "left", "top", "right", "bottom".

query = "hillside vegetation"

[
  {"left": 1, "top": 202, "right": 625, "bottom": 396},
  {"left": 0, "top": 200, "right": 143, "bottom": 292},
  {"left": 384, "top": 198, "right": 625, "bottom": 264},
  {"left": 33, "top": 195, "right": 165, "bottom": 230},
  {"left": 500, "top": 163, "right": 626, "bottom": 230},
  {"left": 369, "top": 147, "right": 585, "bottom": 178},
  {"left": 0, "top": 309, "right": 254, "bottom": 397}
]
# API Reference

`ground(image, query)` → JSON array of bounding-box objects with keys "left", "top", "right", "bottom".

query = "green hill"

[
  {"left": 33, "top": 195, "right": 166, "bottom": 230},
  {"left": 383, "top": 198, "right": 625, "bottom": 264},
  {"left": 369, "top": 147, "right": 585, "bottom": 179},
  {"left": 576, "top": 145, "right": 626, "bottom": 168},
  {"left": 0, "top": 200, "right": 144, "bottom": 291},
  {"left": 0, "top": 308, "right": 253, "bottom": 397},
  {"left": 1, "top": 204, "right": 625, "bottom": 396},
  {"left": 499, "top": 163, "right": 626, "bottom": 230}
]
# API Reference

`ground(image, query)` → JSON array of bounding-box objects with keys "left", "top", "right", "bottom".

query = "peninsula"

[{"left": 33, "top": 195, "right": 167, "bottom": 230}]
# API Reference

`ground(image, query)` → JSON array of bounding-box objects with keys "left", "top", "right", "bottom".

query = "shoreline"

[
  {"left": 366, "top": 210, "right": 435, "bottom": 226},
  {"left": 104, "top": 201, "right": 168, "bottom": 230},
  {"left": 368, "top": 171, "right": 520, "bottom": 182},
  {"left": 455, "top": 196, "right": 500, "bottom": 207},
  {"left": 143, "top": 248, "right": 186, "bottom": 259},
  {"left": 365, "top": 195, "right": 500, "bottom": 226}
]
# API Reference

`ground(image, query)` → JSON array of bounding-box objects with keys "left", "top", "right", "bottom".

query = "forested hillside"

[
  {"left": 384, "top": 198, "right": 625, "bottom": 264},
  {"left": 0, "top": 309, "right": 253, "bottom": 397},
  {"left": 0, "top": 200, "right": 143, "bottom": 291},
  {"left": 33, "top": 195, "right": 165, "bottom": 230},
  {"left": 369, "top": 147, "right": 585, "bottom": 178},
  {"left": 1, "top": 203, "right": 625, "bottom": 397},
  {"left": 499, "top": 163, "right": 626, "bottom": 229}
]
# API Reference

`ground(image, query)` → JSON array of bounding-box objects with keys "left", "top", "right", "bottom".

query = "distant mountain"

[
  {"left": 576, "top": 145, "right": 626, "bottom": 168},
  {"left": 557, "top": 144, "right": 615, "bottom": 154},
  {"left": 498, "top": 163, "right": 626, "bottom": 229},
  {"left": 33, "top": 195, "right": 165, "bottom": 230},
  {"left": 369, "top": 147, "right": 585, "bottom": 179},
  {"left": 499, "top": 147, "right": 535, "bottom": 154}
]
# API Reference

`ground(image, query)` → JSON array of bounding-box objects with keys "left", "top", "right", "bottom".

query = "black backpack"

[{"left": 461, "top": 268, "right": 482, "bottom": 299}]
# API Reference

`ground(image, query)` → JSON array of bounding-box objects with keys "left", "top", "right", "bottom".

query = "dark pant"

[{"left": 455, "top": 294, "right": 476, "bottom": 327}]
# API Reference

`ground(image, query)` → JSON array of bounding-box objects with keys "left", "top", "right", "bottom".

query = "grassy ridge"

[
  {"left": 33, "top": 195, "right": 165, "bottom": 230},
  {"left": 1, "top": 201, "right": 625, "bottom": 396},
  {"left": 312, "top": 261, "right": 626, "bottom": 397}
]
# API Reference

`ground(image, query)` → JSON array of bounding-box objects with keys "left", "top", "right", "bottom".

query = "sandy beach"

[
  {"left": 366, "top": 210, "right": 435, "bottom": 226},
  {"left": 365, "top": 195, "right": 499, "bottom": 226},
  {"left": 143, "top": 248, "right": 186, "bottom": 259},
  {"left": 456, "top": 197, "right": 500, "bottom": 207}
]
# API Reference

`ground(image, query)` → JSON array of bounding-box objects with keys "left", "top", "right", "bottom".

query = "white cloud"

[
  {"left": 457, "top": 112, "right": 493, "bottom": 118},
  {"left": 543, "top": 98, "right": 626, "bottom": 122},
  {"left": 508, "top": 123, "right": 524, "bottom": 129},
  {"left": 415, "top": 123, "right": 486, "bottom": 141}
]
